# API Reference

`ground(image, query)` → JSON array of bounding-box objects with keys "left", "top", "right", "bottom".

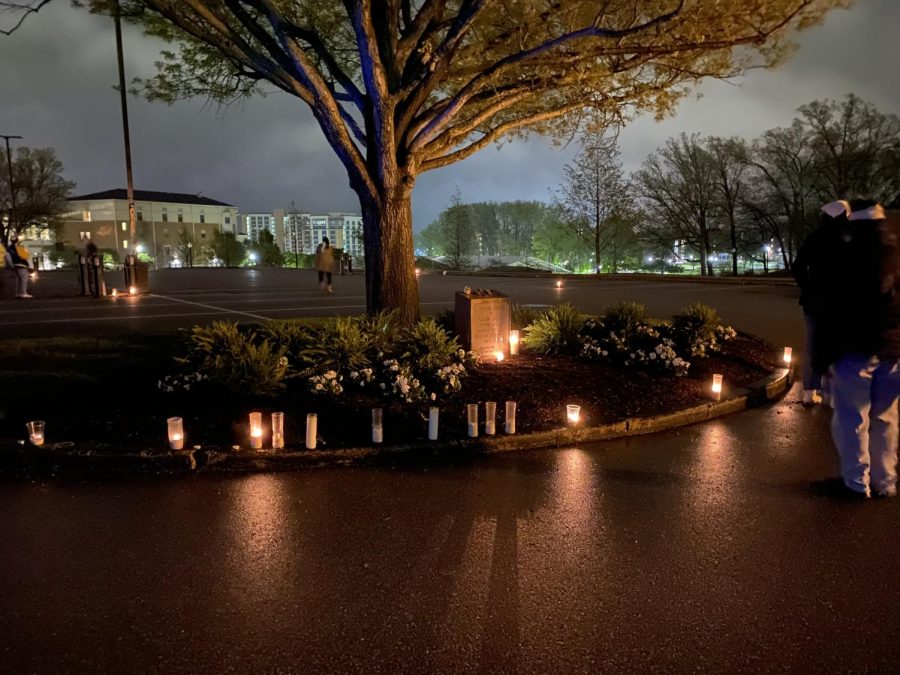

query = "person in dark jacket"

[
  {"left": 816, "top": 201, "right": 899, "bottom": 499},
  {"left": 793, "top": 200, "right": 850, "bottom": 404}
]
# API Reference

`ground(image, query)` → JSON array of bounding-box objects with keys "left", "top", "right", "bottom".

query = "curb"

[
  {"left": 2, "top": 368, "right": 793, "bottom": 476},
  {"left": 427, "top": 270, "right": 796, "bottom": 287}
]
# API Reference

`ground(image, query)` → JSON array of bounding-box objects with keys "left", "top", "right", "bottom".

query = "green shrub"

[
  {"left": 310, "top": 317, "right": 373, "bottom": 372},
  {"left": 511, "top": 303, "right": 543, "bottom": 330},
  {"left": 600, "top": 301, "right": 649, "bottom": 336},
  {"left": 522, "top": 303, "right": 585, "bottom": 355},
  {"left": 398, "top": 318, "right": 462, "bottom": 372},
  {"left": 432, "top": 309, "right": 456, "bottom": 334},
  {"left": 262, "top": 320, "right": 318, "bottom": 368},
  {"left": 185, "top": 321, "right": 289, "bottom": 396},
  {"left": 356, "top": 310, "right": 400, "bottom": 355},
  {"left": 670, "top": 303, "right": 734, "bottom": 358}
]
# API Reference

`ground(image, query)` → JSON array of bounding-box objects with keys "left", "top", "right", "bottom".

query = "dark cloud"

[{"left": 1, "top": 1, "right": 897, "bottom": 232}]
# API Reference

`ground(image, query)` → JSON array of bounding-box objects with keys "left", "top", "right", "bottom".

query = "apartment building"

[
  {"left": 244, "top": 209, "right": 364, "bottom": 260},
  {"left": 62, "top": 189, "right": 238, "bottom": 266}
]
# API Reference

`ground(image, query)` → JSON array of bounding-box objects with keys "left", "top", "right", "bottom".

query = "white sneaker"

[
  {"left": 17, "top": 293, "right": 33, "bottom": 299},
  {"left": 327, "top": 285, "right": 333, "bottom": 293},
  {"left": 801, "top": 390, "right": 823, "bottom": 406}
]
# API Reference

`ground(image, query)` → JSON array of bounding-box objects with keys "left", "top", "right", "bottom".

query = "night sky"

[{"left": 1, "top": 1, "right": 897, "bottom": 230}]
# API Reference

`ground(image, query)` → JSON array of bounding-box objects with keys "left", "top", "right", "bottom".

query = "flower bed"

[{"left": 0, "top": 303, "right": 778, "bottom": 452}]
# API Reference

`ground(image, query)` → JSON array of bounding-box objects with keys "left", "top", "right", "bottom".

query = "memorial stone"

[{"left": 455, "top": 288, "right": 511, "bottom": 357}]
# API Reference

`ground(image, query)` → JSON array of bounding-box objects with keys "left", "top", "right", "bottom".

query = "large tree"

[
  {"left": 5, "top": 0, "right": 852, "bottom": 320},
  {"left": 0, "top": 145, "right": 74, "bottom": 245},
  {"left": 634, "top": 133, "right": 718, "bottom": 275},
  {"left": 553, "top": 133, "right": 629, "bottom": 274}
]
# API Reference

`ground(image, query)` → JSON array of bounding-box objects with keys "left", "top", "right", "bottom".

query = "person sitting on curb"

[
  {"left": 812, "top": 201, "right": 899, "bottom": 500},
  {"left": 3, "top": 234, "right": 34, "bottom": 299}
]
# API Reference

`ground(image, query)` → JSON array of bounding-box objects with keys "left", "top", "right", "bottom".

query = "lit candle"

[
  {"left": 249, "top": 412, "right": 263, "bottom": 450},
  {"left": 129, "top": 285, "right": 138, "bottom": 296},
  {"left": 493, "top": 350, "right": 505, "bottom": 363},
  {"left": 556, "top": 280, "right": 562, "bottom": 289},
  {"left": 467, "top": 403, "right": 478, "bottom": 438},
  {"left": 372, "top": 407, "right": 383, "bottom": 444},
  {"left": 711, "top": 373, "right": 723, "bottom": 401},
  {"left": 166, "top": 417, "right": 183, "bottom": 450},
  {"left": 783, "top": 346, "right": 793, "bottom": 364},
  {"left": 306, "top": 413, "right": 318, "bottom": 450},
  {"left": 111, "top": 288, "right": 118, "bottom": 298},
  {"left": 505, "top": 401, "right": 516, "bottom": 434},
  {"left": 428, "top": 406, "right": 439, "bottom": 441},
  {"left": 271, "top": 412, "right": 284, "bottom": 449},
  {"left": 26, "top": 420, "right": 45, "bottom": 447},
  {"left": 485, "top": 401, "right": 497, "bottom": 435},
  {"left": 509, "top": 330, "right": 520, "bottom": 356},
  {"left": 566, "top": 404, "right": 581, "bottom": 426}
]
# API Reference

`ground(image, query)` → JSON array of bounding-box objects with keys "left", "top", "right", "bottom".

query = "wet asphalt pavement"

[{"left": 3, "top": 272, "right": 899, "bottom": 672}]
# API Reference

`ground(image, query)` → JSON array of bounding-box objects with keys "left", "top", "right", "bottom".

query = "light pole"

[
  {"left": 113, "top": 0, "right": 136, "bottom": 254},
  {"left": 1, "top": 134, "right": 22, "bottom": 243}
]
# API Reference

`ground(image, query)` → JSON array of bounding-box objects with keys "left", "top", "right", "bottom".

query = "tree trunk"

[{"left": 359, "top": 179, "right": 420, "bottom": 325}]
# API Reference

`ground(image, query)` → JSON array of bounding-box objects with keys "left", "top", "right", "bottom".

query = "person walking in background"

[
  {"left": 315, "top": 236, "right": 335, "bottom": 293},
  {"left": 793, "top": 200, "right": 851, "bottom": 405},
  {"left": 3, "top": 234, "right": 34, "bottom": 299},
  {"left": 813, "top": 201, "right": 900, "bottom": 499}
]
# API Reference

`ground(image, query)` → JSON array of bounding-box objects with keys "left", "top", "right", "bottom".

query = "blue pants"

[{"left": 830, "top": 354, "right": 900, "bottom": 495}]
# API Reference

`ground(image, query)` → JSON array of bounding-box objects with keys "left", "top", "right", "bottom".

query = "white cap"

[
  {"left": 821, "top": 200, "right": 851, "bottom": 218},
  {"left": 849, "top": 204, "right": 887, "bottom": 221}
]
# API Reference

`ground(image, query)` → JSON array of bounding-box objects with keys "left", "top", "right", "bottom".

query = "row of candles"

[
  {"left": 23, "top": 347, "right": 794, "bottom": 448},
  {"left": 165, "top": 401, "right": 527, "bottom": 451}
]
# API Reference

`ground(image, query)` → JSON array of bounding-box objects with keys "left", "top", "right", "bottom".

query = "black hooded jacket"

[{"left": 810, "top": 216, "right": 900, "bottom": 373}]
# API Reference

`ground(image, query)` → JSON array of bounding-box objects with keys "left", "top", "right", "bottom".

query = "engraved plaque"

[{"left": 455, "top": 290, "right": 510, "bottom": 357}]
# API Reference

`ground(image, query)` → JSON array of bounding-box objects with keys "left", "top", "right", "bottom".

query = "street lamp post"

[
  {"left": 1, "top": 134, "right": 22, "bottom": 243},
  {"left": 113, "top": 0, "right": 136, "bottom": 254}
]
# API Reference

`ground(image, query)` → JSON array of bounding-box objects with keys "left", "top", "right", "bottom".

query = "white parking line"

[{"left": 150, "top": 293, "right": 271, "bottom": 321}]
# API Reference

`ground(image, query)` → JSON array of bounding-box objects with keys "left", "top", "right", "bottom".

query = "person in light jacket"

[
  {"left": 315, "top": 236, "right": 335, "bottom": 293},
  {"left": 4, "top": 234, "right": 34, "bottom": 299}
]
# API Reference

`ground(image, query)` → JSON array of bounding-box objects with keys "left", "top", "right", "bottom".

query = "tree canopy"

[
  {"left": 0, "top": 145, "right": 74, "bottom": 245},
  {"left": 4, "top": 0, "right": 855, "bottom": 314}
]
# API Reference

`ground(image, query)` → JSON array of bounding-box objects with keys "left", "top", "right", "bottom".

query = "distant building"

[
  {"left": 243, "top": 209, "right": 364, "bottom": 261},
  {"left": 62, "top": 189, "right": 238, "bottom": 267}
]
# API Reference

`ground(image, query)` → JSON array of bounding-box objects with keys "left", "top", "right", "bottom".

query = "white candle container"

[
  {"left": 711, "top": 374, "right": 723, "bottom": 401},
  {"left": 505, "top": 401, "right": 516, "bottom": 434},
  {"left": 306, "top": 413, "right": 318, "bottom": 450},
  {"left": 485, "top": 401, "right": 497, "bottom": 435},
  {"left": 509, "top": 330, "right": 520, "bottom": 356},
  {"left": 271, "top": 412, "right": 285, "bottom": 449},
  {"left": 26, "top": 420, "right": 45, "bottom": 447},
  {"left": 467, "top": 403, "right": 478, "bottom": 438},
  {"left": 249, "top": 412, "right": 264, "bottom": 450},
  {"left": 166, "top": 417, "right": 183, "bottom": 450},
  {"left": 783, "top": 346, "right": 793, "bottom": 364},
  {"left": 428, "top": 407, "right": 439, "bottom": 441},
  {"left": 493, "top": 350, "right": 505, "bottom": 363},
  {"left": 566, "top": 404, "right": 581, "bottom": 426},
  {"left": 372, "top": 408, "right": 383, "bottom": 444}
]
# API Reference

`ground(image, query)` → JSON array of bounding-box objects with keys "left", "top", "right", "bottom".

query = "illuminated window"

[
  {"left": 178, "top": 209, "right": 183, "bottom": 223},
  {"left": 136, "top": 210, "right": 143, "bottom": 221},
  {"left": 162, "top": 209, "right": 168, "bottom": 222},
  {"left": 122, "top": 239, "right": 128, "bottom": 249},
  {"left": 200, "top": 230, "right": 207, "bottom": 239},
  {"left": 82, "top": 210, "right": 91, "bottom": 222},
  {"left": 121, "top": 222, "right": 127, "bottom": 231},
  {"left": 199, "top": 211, "right": 205, "bottom": 224}
]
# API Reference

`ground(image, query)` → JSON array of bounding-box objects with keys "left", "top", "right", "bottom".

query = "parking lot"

[{"left": 0, "top": 267, "right": 801, "bottom": 346}]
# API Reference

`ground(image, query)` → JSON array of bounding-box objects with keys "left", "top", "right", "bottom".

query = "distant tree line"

[{"left": 419, "top": 94, "right": 900, "bottom": 276}]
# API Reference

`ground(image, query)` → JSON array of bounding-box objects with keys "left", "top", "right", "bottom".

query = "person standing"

[
  {"left": 315, "top": 236, "right": 335, "bottom": 293},
  {"left": 816, "top": 201, "right": 899, "bottom": 499},
  {"left": 4, "top": 234, "right": 34, "bottom": 299},
  {"left": 793, "top": 200, "right": 850, "bottom": 405}
]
